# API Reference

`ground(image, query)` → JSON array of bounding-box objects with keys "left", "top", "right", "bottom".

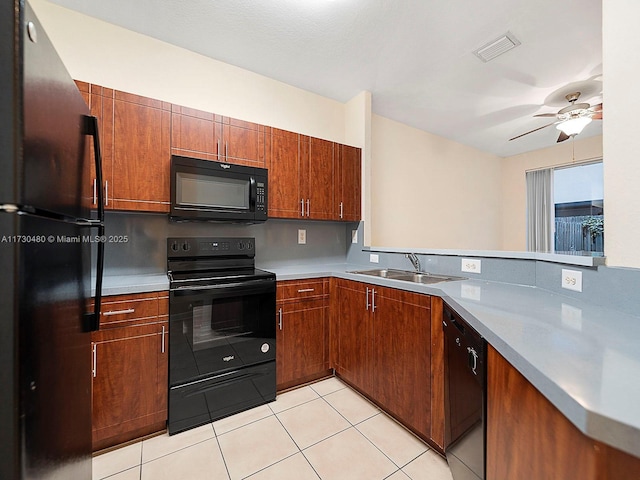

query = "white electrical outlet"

[
  {"left": 461, "top": 258, "right": 481, "bottom": 274},
  {"left": 369, "top": 253, "right": 379, "bottom": 263},
  {"left": 561, "top": 269, "right": 582, "bottom": 292},
  {"left": 352, "top": 230, "right": 358, "bottom": 244},
  {"left": 297, "top": 229, "right": 306, "bottom": 245}
]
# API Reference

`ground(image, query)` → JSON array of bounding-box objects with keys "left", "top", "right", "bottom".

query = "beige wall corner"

[
  {"left": 501, "top": 135, "right": 603, "bottom": 251},
  {"left": 370, "top": 115, "right": 503, "bottom": 250},
  {"left": 344, "top": 91, "right": 372, "bottom": 243},
  {"left": 603, "top": 0, "right": 640, "bottom": 268},
  {"left": 30, "top": 0, "right": 346, "bottom": 143}
]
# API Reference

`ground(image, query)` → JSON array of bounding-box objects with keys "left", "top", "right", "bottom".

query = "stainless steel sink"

[{"left": 349, "top": 268, "right": 465, "bottom": 285}]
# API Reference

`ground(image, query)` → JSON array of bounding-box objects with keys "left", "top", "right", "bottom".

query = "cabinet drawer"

[
  {"left": 92, "top": 291, "right": 169, "bottom": 329},
  {"left": 277, "top": 279, "right": 327, "bottom": 302}
]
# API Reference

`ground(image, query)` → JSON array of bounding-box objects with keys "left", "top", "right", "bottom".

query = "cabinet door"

[
  {"left": 111, "top": 91, "right": 171, "bottom": 212},
  {"left": 332, "top": 280, "right": 372, "bottom": 393},
  {"left": 335, "top": 144, "right": 361, "bottom": 221},
  {"left": 279, "top": 299, "right": 327, "bottom": 388},
  {"left": 267, "top": 128, "right": 303, "bottom": 218},
  {"left": 75, "top": 82, "right": 114, "bottom": 210},
  {"left": 301, "top": 136, "right": 334, "bottom": 220},
  {"left": 373, "top": 287, "right": 431, "bottom": 438},
  {"left": 171, "top": 105, "right": 219, "bottom": 161},
  {"left": 91, "top": 322, "right": 167, "bottom": 450},
  {"left": 222, "top": 118, "right": 265, "bottom": 167}
]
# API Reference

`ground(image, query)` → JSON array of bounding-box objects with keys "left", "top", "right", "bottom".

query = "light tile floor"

[{"left": 93, "top": 377, "right": 454, "bottom": 480}]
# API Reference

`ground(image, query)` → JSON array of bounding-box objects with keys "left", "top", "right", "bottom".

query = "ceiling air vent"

[{"left": 473, "top": 32, "right": 521, "bottom": 62}]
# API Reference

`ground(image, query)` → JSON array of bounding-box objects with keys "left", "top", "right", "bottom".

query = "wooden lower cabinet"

[
  {"left": 91, "top": 292, "right": 168, "bottom": 451},
  {"left": 276, "top": 279, "right": 330, "bottom": 390},
  {"left": 487, "top": 345, "right": 640, "bottom": 480},
  {"left": 331, "top": 279, "right": 372, "bottom": 393},
  {"left": 373, "top": 286, "right": 432, "bottom": 439},
  {"left": 331, "top": 278, "right": 435, "bottom": 442}
]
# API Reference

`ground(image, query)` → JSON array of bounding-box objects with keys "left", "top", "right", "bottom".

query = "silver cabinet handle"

[
  {"left": 301, "top": 199, "right": 305, "bottom": 217},
  {"left": 306, "top": 199, "right": 310, "bottom": 217},
  {"left": 92, "top": 343, "right": 97, "bottom": 378},
  {"left": 93, "top": 179, "right": 97, "bottom": 205},
  {"left": 297, "top": 288, "right": 315, "bottom": 293},
  {"left": 105, "top": 180, "right": 109, "bottom": 206},
  {"left": 161, "top": 325, "right": 166, "bottom": 354},
  {"left": 278, "top": 307, "right": 283, "bottom": 330},
  {"left": 339, "top": 201, "right": 343, "bottom": 219},
  {"left": 372, "top": 289, "right": 377, "bottom": 312},
  {"left": 217, "top": 140, "right": 220, "bottom": 159},
  {"left": 225, "top": 142, "right": 229, "bottom": 162},
  {"left": 103, "top": 308, "right": 135, "bottom": 316},
  {"left": 366, "top": 287, "right": 370, "bottom": 311}
]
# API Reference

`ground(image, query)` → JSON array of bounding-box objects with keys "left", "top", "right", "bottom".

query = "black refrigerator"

[{"left": 0, "top": 1, "right": 104, "bottom": 479}]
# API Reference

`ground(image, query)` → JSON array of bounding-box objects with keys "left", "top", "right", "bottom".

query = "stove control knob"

[
  {"left": 182, "top": 241, "right": 191, "bottom": 252},
  {"left": 247, "top": 242, "right": 253, "bottom": 250},
  {"left": 237, "top": 241, "right": 244, "bottom": 250},
  {"left": 170, "top": 242, "right": 180, "bottom": 252}
]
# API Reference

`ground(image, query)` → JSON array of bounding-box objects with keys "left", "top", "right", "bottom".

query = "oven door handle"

[{"left": 171, "top": 278, "right": 275, "bottom": 298}]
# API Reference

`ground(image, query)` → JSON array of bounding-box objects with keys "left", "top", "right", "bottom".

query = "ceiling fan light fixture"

[{"left": 556, "top": 116, "right": 592, "bottom": 136}]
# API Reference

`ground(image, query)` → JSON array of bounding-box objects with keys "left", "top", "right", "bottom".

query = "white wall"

[
  {"left": 370, "top": 115, "right": 503, "bottom": 250},
  {"left": 31, "top": 0, "right": 348, "bottom": 145},
  {"left": 603, "top": 0, "right": 640, "bottom": 268},
  {"left": 501, "top": 135, "right": 603, "bottom": 251}
]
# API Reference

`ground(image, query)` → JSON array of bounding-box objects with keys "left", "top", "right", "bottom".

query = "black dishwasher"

[{"left": 443, "top": 305, "right": 486, "bottom": 480}]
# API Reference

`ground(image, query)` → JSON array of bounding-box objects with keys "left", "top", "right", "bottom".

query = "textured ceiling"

[{"left": 49, "top": 0, "right": 602, "bottom": 157}]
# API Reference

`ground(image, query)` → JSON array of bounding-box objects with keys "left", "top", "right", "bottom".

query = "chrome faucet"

[{"left": 406, "top": 253, "right": 421, "bottom": 272}]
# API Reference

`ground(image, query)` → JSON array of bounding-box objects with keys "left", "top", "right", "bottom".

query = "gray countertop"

[
  {"left": 97, "top": 264, "right": 640, "bottom": 458},
  {"left": 94, "top": 273, "right": 170, "bottom": 296}
]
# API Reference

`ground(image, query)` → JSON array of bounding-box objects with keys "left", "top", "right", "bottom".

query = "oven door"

[{"left": 169, "top": 278, "right": 276, "bottom": 386}]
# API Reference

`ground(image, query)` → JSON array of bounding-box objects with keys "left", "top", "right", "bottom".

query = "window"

[{"left": 526, "top": 161, "right": 604, "bottom": 254}]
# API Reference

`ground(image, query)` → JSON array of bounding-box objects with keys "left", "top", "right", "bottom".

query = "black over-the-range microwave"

[{"left": 170, "top": 155, "right": 268, "bottom": 223}]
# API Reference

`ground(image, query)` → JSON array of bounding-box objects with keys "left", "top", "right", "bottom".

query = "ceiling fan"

[{"left": 509, "top": 92, "right": 603, "bottom": 143}]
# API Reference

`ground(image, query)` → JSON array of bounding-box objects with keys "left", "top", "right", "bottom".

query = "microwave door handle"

[{"left": 250, "top": 177, "right": 257, "bottom": 210}]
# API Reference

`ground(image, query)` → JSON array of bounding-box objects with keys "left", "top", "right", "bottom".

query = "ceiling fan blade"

[
  {"left": 557, "top": 131, "right": 570, "bottom": 143},
  {"left": 509, "top": 122, "right": 557, "bottom": 141},
  {"left": 533, "top": 113, "right": 557, "bottom": 118},
  {"left": 592, "top": 112, "right": 603, "bottom": 120}
]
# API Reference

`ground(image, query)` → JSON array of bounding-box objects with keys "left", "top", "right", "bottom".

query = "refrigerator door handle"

[{"left": 82, "top": 115, "right": 105, "bottom": 332}]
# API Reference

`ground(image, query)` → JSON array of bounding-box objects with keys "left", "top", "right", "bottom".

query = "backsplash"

[
  {"left": 347, "top": 222, "right": 640, "bottom": 317},
  {"left": 99, "top": 216, "right": 640, "bottom": 316},
  {"left": 98, "top": 212, "right": 356, "bottom": 275}
]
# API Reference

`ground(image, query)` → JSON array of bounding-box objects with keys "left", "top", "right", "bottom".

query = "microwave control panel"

[{"left": 256, "top": 182, "right": 266, "bottom": 212}]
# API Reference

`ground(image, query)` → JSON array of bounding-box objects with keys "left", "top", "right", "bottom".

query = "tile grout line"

[
  {"left": 213, "top": 431, "right": 232, "bottom": 480},
  {"left": 138, "top": 435, "right": 217, "bottom": 466},
  {"left": 214, "top": 410, "right": 274, "bottom": 438},
  {"left": 352, "top": 415, "right": 431, "bottom": 471},
  {"left": 320, "top": 386, "right": 430, "bottom": 474}
]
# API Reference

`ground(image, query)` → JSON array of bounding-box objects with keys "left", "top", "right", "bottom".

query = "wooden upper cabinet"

[
  {"left": 74, "top": 81, "right": 113, "bottom": 210},
  {"left": 171, "top": 105, "right": 219, "bottom": 161},
  {"left": 266, "top": 128, "right": 302, "bottom": 219},
  {"left": 170, "top": 106, "right": 265, "bottom": 167},
  {"left": 301, "top": 136, "right": 334, "bottom": 220},
  {"left": 335, "top": 144, "right": 361, "bottom": 221},
  {"left": 222, "top": 117, "right": 265, "bottom": 167},
  {"left": 111, "top": 91, "right": 171, "bottom": 212}
]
